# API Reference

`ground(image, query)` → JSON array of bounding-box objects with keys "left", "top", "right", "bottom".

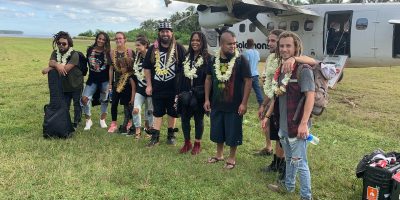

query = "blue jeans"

[
  {"left": 279, "top": 129, "right": 312, "bottom": 200},
  {"left": 252, "top": 76, "right": 263, "bottom": 105},
  {"left": 81, "top": 82, "right": 109, "bottom": 116},
  {"left": 132, "top": 93, "right": 153, "bottom": 128}
]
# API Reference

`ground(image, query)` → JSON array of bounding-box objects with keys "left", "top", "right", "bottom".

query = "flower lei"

[
  {"left": 133, "top": 52, "right": 145, "bottom": 82},
  {"left": 263, "top": 53, "right": 279, "bottom": 98},
  {"left": 183, "top": 54, "right": 203, "bottom": 80},
  {"left": 116, "top": 72, "right": 133, "bottom": 93},
  {"left": 155, "top": 41, "right": 176, "bottom": 76},
  {"left": 213, "top": 48, "right": 239, "bottom": 82},
  {"left": 270, "top": 65, "right": 292, "bottom": 96},
  {"left": 112, "top": 48, "right": 128, "bottom": 73},
  {"left": 56, "top": 47, "right": 73, "bottom": 64}
]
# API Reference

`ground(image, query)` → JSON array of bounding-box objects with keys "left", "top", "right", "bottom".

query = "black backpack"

[{"left": 74, "top": 50, "right": 88, "bottom": 76}]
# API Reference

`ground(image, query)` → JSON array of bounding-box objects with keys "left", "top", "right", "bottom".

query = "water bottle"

[{"left": 307, "top": 133, "right": 319, "bottom": 145}]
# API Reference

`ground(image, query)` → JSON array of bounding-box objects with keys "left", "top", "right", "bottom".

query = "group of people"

[{"left": 42, "top": 21, "right": 318, "bottom": 199}]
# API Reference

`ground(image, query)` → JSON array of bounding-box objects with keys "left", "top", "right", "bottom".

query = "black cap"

[{"left": 158, "top": 21, "right": 173, "bottom": 31}]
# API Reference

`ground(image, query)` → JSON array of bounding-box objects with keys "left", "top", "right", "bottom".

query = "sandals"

[
  {"left": 207, "top": 157, "right": 224, "bottom": 163},
  {"left": 224, "top": 162, "right": 236, "bottom": 170},
  {"left": 254, "top": 148, "right": 273, "bottom": 156}
]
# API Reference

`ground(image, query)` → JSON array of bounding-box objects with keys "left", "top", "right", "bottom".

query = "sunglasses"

[{"left": 57, "top": 42, "right": 68, "bottom": 46}]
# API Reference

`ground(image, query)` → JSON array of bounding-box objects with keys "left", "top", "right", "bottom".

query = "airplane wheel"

[{"left": 337, "top": 72, "right": 344, "bottom": 83}]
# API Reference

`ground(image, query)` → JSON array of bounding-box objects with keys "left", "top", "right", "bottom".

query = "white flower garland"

[
  {"left": 155, "top": 43, "right": 175, "bottom": 76},
  {"left": 183, "top": 54, "right": 203, "bottom": 80},
  {"left": 263, "top": 53, "right": 279, "bottom": 98},
  {"left": 270, "top": 67, "right": 292, "bottom": 96},
  {"left": 213, "top": 48, "right": 239, "bottom": 82},
  {"left": 56, "top": 47, "right": 73, "bottom": 64},
  {"left": 133, "top": 52, "right": 145, "bottom": 82}
]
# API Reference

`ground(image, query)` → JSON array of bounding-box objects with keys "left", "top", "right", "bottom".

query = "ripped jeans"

[{"left": 279, "top": 129, "right": 312, "bottom": 200}]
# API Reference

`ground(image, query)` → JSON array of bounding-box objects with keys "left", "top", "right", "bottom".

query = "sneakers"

[
  {"left": 261, "top": 154, "right": 278, "bottom": 173},
  {"left": 191, "top": 141, "right": 201, "bottom": 155},
  {"left": 267, "top": 180, "right": 288, "bottom": 194},
  {"left": 108, "top": 121, "right": 117, "bottom": 133},
  {"left": 99, "top": 119, "right": 107, "bottom": 128},
  {"left": 119, "top": 125, "right": 128, "bottom": 134},
  {"left": 179, "top": 140, "right": 192, "bottom": 154},
  {"left": 84, "top": 119, "right": 93, "bottom": 130},
  {"left": 147, "top": 129, "right": 160, "bottom": 147}
]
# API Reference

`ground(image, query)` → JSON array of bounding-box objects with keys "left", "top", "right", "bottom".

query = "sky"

[{"left": 0, "top": 0, "right": 195, "bottom": 36}]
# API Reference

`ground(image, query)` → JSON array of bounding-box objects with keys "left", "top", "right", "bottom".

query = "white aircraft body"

[{"left": 167, "top": 0, "right": 400, "bottom": 68}]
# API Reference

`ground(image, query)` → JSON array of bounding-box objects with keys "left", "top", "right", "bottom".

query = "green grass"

[{"left": 1, "top": 37, "right": 400, "bottom": 199}]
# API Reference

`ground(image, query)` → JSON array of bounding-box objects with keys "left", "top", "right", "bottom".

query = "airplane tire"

[{"left": 337, "top": 72, "right": 344, "bottom": 83}]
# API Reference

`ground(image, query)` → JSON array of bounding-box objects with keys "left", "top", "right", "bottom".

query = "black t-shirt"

[
  {"left": 178, "top": 53, "right": 213, "bottom": 94},
  {"left": 207, "top": 55, "right": 251, "bottom": 112},
  {"left": 133, "top": 55, "right": 147, "bottom": 97},
  {"left": 86, "top": 47, "right": 110, "bottom": 85},
  {"left": 143, "top": 43, "right": 186, "bottom": 98}
]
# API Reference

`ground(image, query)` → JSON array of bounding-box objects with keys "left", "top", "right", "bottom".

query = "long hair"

[
  {"left": 116, "top": 57, "right": 133, "bottom": 73},
  {"left": 187, "top": 31, "right": 209, "bottom": 65},
  {"left": 275, "top": 31, "right": 303, "bottom": 65},
  {"left": 87, "top": 32, "right": 111, "bottom": 65},
  {"left": 135, "top": 36, "right": 149, "bottom": 58},
  {"left": 52, "top": 31, "right": 73, "bottom": 50},
  {"left": 269, "top": 29, "right": 284, "bottom": 38}
]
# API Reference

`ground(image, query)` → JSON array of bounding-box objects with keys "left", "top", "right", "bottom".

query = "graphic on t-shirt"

[
  {"left": 154, "top": 51, "right": 176, "bottom": 82},
  {"left": 88, "top": 52, "right": 107, "bottom": 72},
  {"left": 136, "top": 62, "right": 147, "bottom": 87},
  {"left": 214, "top": 64, "right": 236, "bottom": 103}
]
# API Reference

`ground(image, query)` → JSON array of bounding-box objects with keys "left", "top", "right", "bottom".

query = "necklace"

[
  {"left": 155, "top": 42, "right": 175, "bottom": 76},
  {"left": 183, "top": 54, "right": 203, "bottom": 80},
  {"left": 112, "top": 48, "right": 128, "bottom": 72},
  {"left": 213, "top": 48, "right": 239, "bottom": 82},
  {"left": 56, "top": 47, "right": 73, "bottom": 64},
  {"left": 133, "top": 52, "right": 145, "bottom": 82},
  {"left": 116, "top": 72, "right": 133, "bottom": 93},
  {"left": 270, "top": 65, "right": 292, "bottom": 96},
  {"left": 263, "top": 53, "right": 279, "bottom": 98}
]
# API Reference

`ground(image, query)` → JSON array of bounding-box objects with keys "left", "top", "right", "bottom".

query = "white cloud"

[
  {"left": 15, "top": 12, "right": 35, "bottom": 17},
  {"left": 103, "top": 16, "right": 129, "bottom": 23}
]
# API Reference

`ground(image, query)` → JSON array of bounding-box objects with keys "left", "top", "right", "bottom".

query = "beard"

[
  {"left": 160, "top": 37, "right": 172, "bottom": 45},
  {"left": 59, "top": 47, "right": 69, "bottom": 54}
]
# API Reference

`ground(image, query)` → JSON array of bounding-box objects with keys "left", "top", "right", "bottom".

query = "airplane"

[{"left": 165, "top": 0, "right": 400, "bottom": 87}]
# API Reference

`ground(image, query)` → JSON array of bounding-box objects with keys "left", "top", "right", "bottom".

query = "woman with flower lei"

[
  {"left": 114, "top": 57, "right": 136, "bottom": 134},
  {"left": 126, "top": 36, "right": 154, "bottom": 139},
  {"left": 108, "top": 32, "right": 134, "bottom": 133},
  {"left": 177, "top": 31, "right": 212, "bottom": 155},
  {"left": 80, "top": 32, "right": 112, "bottom": 131}
]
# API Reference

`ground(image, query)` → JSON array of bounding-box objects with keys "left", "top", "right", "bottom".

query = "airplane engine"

[{"left": 197, "top": 5, "right": 240, "bottom": 28}]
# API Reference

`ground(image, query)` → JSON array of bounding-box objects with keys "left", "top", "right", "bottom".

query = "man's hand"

[
  {"left": 55, "top": 64, "right": 67, "bottom": 76},
  {"left": 42, "top": 67, "right": 51, "bottom": 75},
  {"left": 282, "top": 57, "right": 296, "bottom": 73},
  {"left": 146, "top": 85, "right": 152, "bottom": 96},
  {"left": 238, "top": 103, "right": 247, "bottom": 116},
  {"left": 257, "top": 105, "right": 265, "bottom": 120},
  {"left": 297, "top": 122, "right": 309, "bottom": 140},
  {"left": 261, "top": 117, "right": 270, "bottom": 130},
  {"left": 203, "top": 100, "right": 211, "bottom": 112}
]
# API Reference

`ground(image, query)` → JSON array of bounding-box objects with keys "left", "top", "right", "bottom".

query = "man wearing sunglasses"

[{"left": 42, "top": 31, "right": 83, "bottom": 129}]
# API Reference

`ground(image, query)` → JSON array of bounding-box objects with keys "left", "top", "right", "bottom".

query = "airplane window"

[
  {"left": 304, "top": 20, "right": 314, "bottom": 31},
  {"left": 239, "top": 24, "right": 245, "bottom": 33},
  {"left": 290, "top": 21, "right": 299, "bottom": 31},
  {"left": 249, "top": 23, "right": 256, "bottom": 32},
  {"left": 267, "top": 22, "right": 274, "bottom": 31},
  {"left": 278, "top": 21, "right": 287, "bottom": 30},
  {"left": 356, "top": 18, "right": 368, "bottom": 30}
]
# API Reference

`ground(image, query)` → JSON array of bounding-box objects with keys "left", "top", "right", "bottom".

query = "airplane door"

[{"left": 351, "top": 11, "right": 377, "bottom": 58}]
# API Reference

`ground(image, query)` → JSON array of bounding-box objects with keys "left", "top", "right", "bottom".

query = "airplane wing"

[{"left": 169, "top": 0, "right": 319, "bottom": 17}]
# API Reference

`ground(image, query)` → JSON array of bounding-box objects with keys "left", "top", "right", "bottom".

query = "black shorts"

[
  {"left": 269, "top": 114, "right": 280, "bottom": 141},
  {"left": 210, "top": 110, "right": 243, "bottom": 147},
  {"left": 152, "top": 96, "right": 178, "bottom": 118}
]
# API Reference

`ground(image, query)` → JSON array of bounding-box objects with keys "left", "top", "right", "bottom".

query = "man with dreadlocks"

[
  {"left": 143, "top": 21, "right": 186, "bottom": 147},
  {"left": 42, "top": 31, "right": 83, "bottom": 128}
]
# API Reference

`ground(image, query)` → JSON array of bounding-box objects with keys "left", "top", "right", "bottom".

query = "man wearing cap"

[{"left": 143, "top": 21, "right": 186, "bottom": 147}]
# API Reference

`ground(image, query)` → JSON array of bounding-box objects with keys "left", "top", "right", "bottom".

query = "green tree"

[{"left": 78, "top": 30, "right": 94, "bottom": 37}]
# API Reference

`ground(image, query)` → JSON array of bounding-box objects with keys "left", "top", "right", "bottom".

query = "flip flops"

[{"left": 207, "top": 157, "right": 224, "bottom": 163}]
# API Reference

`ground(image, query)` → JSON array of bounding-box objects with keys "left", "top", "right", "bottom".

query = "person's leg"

[
  {"left": 147, "top": 97, "right": 165, "bottom": 147},
  {"left": 131, "top": 93, "right": 144, "bottom": 136},
  {"left": 294, "top": 139, "right": 312, "bottom": 200},
  {"left": 99, "top": 82, "right": 109, "bottom": 126},
  {"left": 145, "top": 97, "right": 154, "bottom": 129},
  {"left": 119, "top": 105, "right": 130, "bottom": 133},
  {"left": 108, "top": 87, "right": 119, "bottom": 133},
  {"left": 81, "top": 83, "right": 97, "bottom": 130},
  {"left": 224, "top": 112, "right": 243, "bottom": 169},
  {"left": 179, "top": 111, "right": 192, "bottom": 153},
  {"left": 72, "top": 89, "right": 82, "bottom": 127},
  {"left": 63, "top": 92, "right": 73, "bottom": 123},
  {"left": 166, "top": 96, "right": 178, "bottom": 145},
  {"left": 252, "top": 75, "right": 264, "bottom": 106},
  {"left": 208, "top": 110, "right": 225, "bottom": 162},
  {"left": 191, "top": 110, "right": 204, "bottom": 155}
]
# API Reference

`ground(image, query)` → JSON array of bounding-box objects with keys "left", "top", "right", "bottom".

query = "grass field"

[{"left": 1, "top": 37, "right": 399, "bottom": 199}]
